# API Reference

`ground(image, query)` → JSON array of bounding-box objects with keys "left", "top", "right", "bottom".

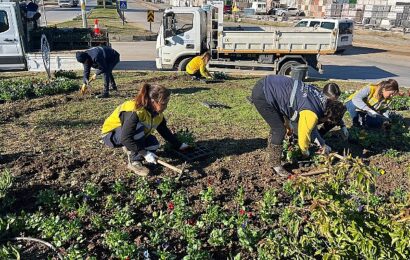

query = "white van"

[
  {"left": 251, "top": 1, "right": 267, "bottom": 15},
  {"left": 58, "top": 0, "right": 78, "bottom": 8},
  {"left": 295, "top": 18, "right": 354, "bottom": 52}
]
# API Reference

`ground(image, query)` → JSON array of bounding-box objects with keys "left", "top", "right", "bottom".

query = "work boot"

[
  {"left": 127, "top": 161, "right": 149, "bottom": 177},
  {"left": 96, "top": 92, "right": 109, "bottom": 99},
  {"left": 267, "top": 138, "right": 291, "bottom": 177},
  {"left": 122, "top": 147, "right": 149, "bottom": 176}
]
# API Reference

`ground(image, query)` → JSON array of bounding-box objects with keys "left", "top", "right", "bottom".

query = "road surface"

[
  {"left": 122, "top": 0, "right": 167, "bottom": 33},
  {"left": 40, "top": 0, "right": 97, "bottom": 25},
  {"left": 112, "top": 41, "right": 410, "bottom": 87}
]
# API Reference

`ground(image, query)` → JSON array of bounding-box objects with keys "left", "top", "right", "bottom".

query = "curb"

[{"left": 110, "top": 34, "right": 158, "bottom": 42}]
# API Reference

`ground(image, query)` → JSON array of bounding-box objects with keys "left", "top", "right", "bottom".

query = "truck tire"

[
  {"left": 177, "top": 57, "right": 192, "bottom": 71},
  {"left": 278, "top": 60, "right": 302, "bottom": 76}
]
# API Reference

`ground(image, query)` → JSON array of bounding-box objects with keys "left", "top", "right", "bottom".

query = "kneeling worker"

[
  {"left": 76, "top": 46, "right": 120, "bottom": 98},
  {"left": 345, "top": 79, "right": 399, "bottom": 128},
  {"left": 186, "top": 52, "right": 212, "bottom": 80},
  {"left": 251, "top": 75, "right": 346, "bottom": 177},
  {"left": 101, "top": 83, "right": 189, "bottom": 176}
]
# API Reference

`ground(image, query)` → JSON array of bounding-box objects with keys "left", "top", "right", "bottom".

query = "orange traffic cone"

[{"left": 94, "top": 19, "right": 101, "bottom": 35}]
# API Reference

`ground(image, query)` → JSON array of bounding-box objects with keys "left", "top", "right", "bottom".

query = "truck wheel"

[
  {"left": 177, "top": 57, "right": 192, "bottom": 71},
  {"left": 278, "top": 60, "right": 302, "bottom": 76}
]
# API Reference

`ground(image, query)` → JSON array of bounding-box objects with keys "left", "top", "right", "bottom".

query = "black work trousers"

[{"left": 251, "top": 79, "right": 285, "bottom": 146}]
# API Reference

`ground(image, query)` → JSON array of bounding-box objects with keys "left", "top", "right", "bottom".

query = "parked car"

[
  {"left": 276, "top": 7, "right": 304, "bottom": 17},
  {"left": 58, "top": 0, "right": 78, "bottom": 8},
  {"left": 295, "top": 18, "right": 354, "bottom": 53}
]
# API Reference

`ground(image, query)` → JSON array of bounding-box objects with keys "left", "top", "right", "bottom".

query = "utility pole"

[
  {"left": 80, "top": 0, "right": 87, "bottom": 28},
  {"left": 40, "top": 0, "right": 47, "bottom": 26}
]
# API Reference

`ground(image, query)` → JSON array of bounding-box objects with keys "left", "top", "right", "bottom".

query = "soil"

[{"left": 1, "top": 73, "right": 409, "bottom": 258}]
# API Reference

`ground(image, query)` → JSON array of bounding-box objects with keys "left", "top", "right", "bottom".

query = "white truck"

[
  {"left": 0, "top": 0, "right": 108, "bottom": 72},
  {"left": 156, "top": 1, "right": 339, "bottom": 75}
]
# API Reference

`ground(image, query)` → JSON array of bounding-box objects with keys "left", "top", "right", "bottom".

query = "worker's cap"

[{"left": 76, "top": 51, "right": 89, "bottom": 63}]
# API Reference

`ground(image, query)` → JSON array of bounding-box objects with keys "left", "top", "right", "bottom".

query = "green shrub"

[
  {"left": 0, "top": 78, "right": 79, "bottom": 101},
  {"left": 53, "top": 70, "right": 78, "bottom": 79}
]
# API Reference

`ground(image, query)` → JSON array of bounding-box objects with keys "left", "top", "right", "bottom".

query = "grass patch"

[{"left": 55, "top": 7, "right": 151, "bottom": 37}]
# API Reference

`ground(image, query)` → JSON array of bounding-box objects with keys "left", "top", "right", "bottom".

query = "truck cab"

[
  {"left": 0, "top": 1, "right": 26, "bottom": 70},
  {"left": 156, "top": 7, "right": 208, "bottom": 71}
]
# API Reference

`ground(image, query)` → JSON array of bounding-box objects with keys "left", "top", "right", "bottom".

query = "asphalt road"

[
  {"left": 122, "top": 0, "right": 166, "bottom": 33},
  {"left": 40, "top": 0, "right": 97, "bottom": 25},
  {"left": 38, "top": 1, "right": 410, "bottom": 86},
  {"left": 309, "top": 46, "right": 410, "bottom": 86},
  {"left": 111, "top": 41, "right": 410, "bottom": 86}
]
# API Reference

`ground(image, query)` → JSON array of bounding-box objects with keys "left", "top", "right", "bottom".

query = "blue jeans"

[
  {"left": 345, "top": 100, "right": 387, "bottom": 128},
  {"left": 345, "top": 100, "right": 358, "bottom": 121},
  {"left": 102, "top": 127, "right": 160, "bottom": 161}
]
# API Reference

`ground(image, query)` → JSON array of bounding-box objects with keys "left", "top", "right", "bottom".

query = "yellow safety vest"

[
  {"left": 347, "top": 84, "right": 391, "bottom": 110},
  {"left": 101, "top": 100, "right": 164, "bottom": 135}
]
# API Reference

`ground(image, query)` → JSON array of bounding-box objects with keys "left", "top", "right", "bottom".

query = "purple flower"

[{"left": 357, "top": 205, "right": 364, "bottom": 213}]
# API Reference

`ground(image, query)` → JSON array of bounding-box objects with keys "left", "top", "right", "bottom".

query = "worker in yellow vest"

[
  {"left": 345, "top": 79, "right": 399, "bottom": 128},
  {"left": 101, "top": 83, "right": 190, "bottom": 176},
  {"left": 186, "top": 52, "right": 212, "bottom": 80}
]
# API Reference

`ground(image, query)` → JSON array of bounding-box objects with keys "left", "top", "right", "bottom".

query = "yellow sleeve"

[
  {"left": 199, "top": 59, "right": 211, "bottom": 78},
  {"left": 298, "top": 110, "right": 318, "bottom": 152}
]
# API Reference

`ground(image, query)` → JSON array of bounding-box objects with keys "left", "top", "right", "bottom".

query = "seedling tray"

[
  {"left": 200, "top": 79, "right": 225, "bottom": 84},
  {"left": 201, "top": 101, "right": 231, "bottom": 109},
  {"left": 298, "top": 160, "right": 315, "bottom": 168},
  {"left": 174, "top": 145, "right": 211, "bottom": 161}
]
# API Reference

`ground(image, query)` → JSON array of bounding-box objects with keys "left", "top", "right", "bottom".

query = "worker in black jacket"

[{"left": 76, "top": 46, "right": 120, "bottom": 98}]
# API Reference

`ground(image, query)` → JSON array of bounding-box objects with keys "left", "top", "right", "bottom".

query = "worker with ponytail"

[{"left": 101, "top": 83, "right": 189, "bottom": 176}]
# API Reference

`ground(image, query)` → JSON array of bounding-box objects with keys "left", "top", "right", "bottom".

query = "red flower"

[
  {"left": 187, "top": 218, "right": 196, "bottom": 226},
  {"left": 287, "top": 174, "right": 295, "bottom": 180},
  {"left": 68, "top": 211, "right": 77, "bottom": 219},
  {"left": 239, "top": 209, "right": 246, "bottom": 215},
  {"left": 167, "top": 201, "right": 174, "bottom": 211},
  {"left": 247, "top": 212, "right": 253, "bottom": 219},
  {"left": 125, "top": 257, "right": 130, "bottom": 260}
]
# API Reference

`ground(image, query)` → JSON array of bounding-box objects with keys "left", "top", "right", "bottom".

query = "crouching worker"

[
  {"left": 345, "top": 79, "right": 399, "bottom": 128},
  {"left": 101, "top": 83, "right": 189, "bottom": 176},
  {"left": 186, "top": 52, "right": 212, "bottom": 80},
  {"left": 251, "top": 75, "right": 346, "bottom": 177},
  {"left": 76, "top": 46, "right": 120, "bottom": 98},
  {"left": 317, "top": 83, "right": 349, "bottom": 140}
]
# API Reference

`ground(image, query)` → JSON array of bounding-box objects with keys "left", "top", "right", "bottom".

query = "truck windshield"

[
  {"left": 339, "top": 22, "right": 353, "bottom": 35},
  {"left": 0, "top": 10, "right": 9, "bottom": 33},
  {"left": 174, "top": 13, "right": 193, "bottom": 35}
]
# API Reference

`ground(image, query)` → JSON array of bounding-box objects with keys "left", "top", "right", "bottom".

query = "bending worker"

[
  {"left": 76, "top": 46, "right": 120, "bottom": 98},
  {"left": 101, "top": 83, "right": 189, "bottom": 176},
  {"left": 186, "top": 52, "right": 212, "bottom": 80},
  {"left": 345, "top": 79, "right": 399, "bottom": 128},
  {"left": 251, "top": 75, "right": 346, "bottom": 177}
]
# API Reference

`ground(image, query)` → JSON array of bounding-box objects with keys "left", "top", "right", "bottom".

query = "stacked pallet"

[{"left": 394, "top": 3, "right": 410, "bottom": 27}]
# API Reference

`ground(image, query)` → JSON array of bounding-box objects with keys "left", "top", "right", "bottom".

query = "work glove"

[
  {"left": 382, "top": 110, "right": 391, "bottom": 119},
  {"left": 179, "top": 143, "right": 190, "bottom": 151},
  {"left": 367, "top": 110, "right": 379, "bottom": 117},
  {"left": 140, "top": 151, "right": 158, "bottom": 164},
  {"left": 341, "top": 126, "right": 349, "bottom": 140},
  {"left": 90, "top": 73, "right": 97, "bottom": 82},
  {"left": 321, "top": 144, "right": 332, "bottom": 155},
  {"left": 80, "top": 83, "right": 87, "bottom": 95}
]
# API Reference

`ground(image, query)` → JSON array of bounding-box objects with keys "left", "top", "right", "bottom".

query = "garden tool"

[
  {"left": 157, "top": 159, "right": 188, "bottom": 176},
  {"left": 80, "top": 75, "right": 96, "bottom": 95}
]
